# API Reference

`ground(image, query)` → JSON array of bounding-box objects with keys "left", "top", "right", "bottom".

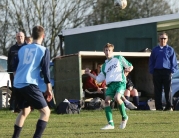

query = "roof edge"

[{"left": 61, "top": 13, "right": 179, "bottom": 36}]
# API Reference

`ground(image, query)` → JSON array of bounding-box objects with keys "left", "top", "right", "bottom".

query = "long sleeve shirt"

[
  {"left": 7, "top": 42, "right": 27, "bottom": 73},
  {"left": 149, "top": 45, "right": 178, "bottom": 74}
]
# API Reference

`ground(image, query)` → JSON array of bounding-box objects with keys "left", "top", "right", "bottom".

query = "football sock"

[
  {"left": 125, "top": 96, "right": 130, "bottom": 101},
  {"left": 105, "top": 106, "right": 114, "bottom": 126},
  {"left": 133, "top": 96, "right": 139, "bottom": 107},
  {"left": 33, "top": 119, "right": 47, "bottom": 138},
  {"left": 118, "top": 102, "right": 128, "bottom": 120},
  {"left": 12, "top": 125, "right": 22, "bottom": 138}
]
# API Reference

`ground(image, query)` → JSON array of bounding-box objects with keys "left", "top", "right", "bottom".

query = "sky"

[{"left": 168, "top": 0, "right": 179, "bottom": 11}]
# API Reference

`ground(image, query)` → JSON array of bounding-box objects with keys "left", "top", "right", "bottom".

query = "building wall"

[
  {"left": 54, "top": 55, "right": 82, "bottom": 105},
  {"left": 64, "top": 23, "right": 157, "bottom": 54}
]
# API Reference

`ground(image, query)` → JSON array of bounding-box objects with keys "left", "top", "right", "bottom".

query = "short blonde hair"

[{"left": 104, "top": 43, "right": 114, "bottom": 51}]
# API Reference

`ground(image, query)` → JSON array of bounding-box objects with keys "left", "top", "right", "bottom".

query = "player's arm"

[
  {"left": 118, "top": 55, "right": 133, "bottom": 72},
  {"left": 85, "top": 68, "right": 97, "bottom": 79},
  {"left": 85, "top": 68, "right": 105, "bottom": 83},
  {"left": 40, "top": 49, "right": 52, "bottom": 102}
]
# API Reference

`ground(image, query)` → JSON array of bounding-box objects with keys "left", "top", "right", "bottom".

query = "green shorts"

[{"left": 105, "top": 82, "right": 126, "bottom": 98}]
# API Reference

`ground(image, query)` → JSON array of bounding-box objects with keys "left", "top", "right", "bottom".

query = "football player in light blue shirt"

[{"left": 12, "top": 26, "right": 52, "bottom": 138}]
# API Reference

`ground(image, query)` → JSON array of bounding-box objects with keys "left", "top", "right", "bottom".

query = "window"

[{"left": 0, "top": 59, "right": 7, "bottom": 72}]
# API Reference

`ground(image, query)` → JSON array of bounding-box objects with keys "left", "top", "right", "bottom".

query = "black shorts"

[{"left": 14, "top": 84, "right": 48, "bottom": 109}]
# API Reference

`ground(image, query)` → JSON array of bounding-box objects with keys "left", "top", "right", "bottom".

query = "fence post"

[
  {"left": 52, "top": 90, "right": 56, "bottom": 106},
  {"left": 0, "top": 88, "right": 2, "bottom": 109},
  {"left": 6, "top": 80, "right": 9, "bottom": 108}
]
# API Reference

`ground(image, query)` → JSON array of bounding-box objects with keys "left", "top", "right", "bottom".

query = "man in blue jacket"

[
  {"left": 149, "top": 32, "right": 178, "bottom": 111},
  {"left": 7, "top": 32, "right": 27, "bottom": 112}
]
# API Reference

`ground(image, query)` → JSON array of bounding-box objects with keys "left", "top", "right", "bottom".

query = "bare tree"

[
  {"left": 85, "top": 0, "right": 178, "bottom": 26},
  {"left": 0, "top": 0, "right": 95, "bottom": 58},
  {"left": 0, "top": 0, "right": 13, "bottom": 55},
  {"left": 163, "top": 29, "right": 179, "bottom": 58},
  {"left": 0, "top": 0, "right": 178, "bottom": 57}
]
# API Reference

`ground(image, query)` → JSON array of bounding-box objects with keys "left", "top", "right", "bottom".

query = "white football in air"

[{"left": 114, "top": 0, "right": 127, "bottom": 9}]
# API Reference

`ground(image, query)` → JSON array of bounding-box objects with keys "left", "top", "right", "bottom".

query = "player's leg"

[
  {"left": 101, "top": 96, "right": 114, "bottom": 129},
  {"left": 12, "top": 87, "right": 31, "bottom": 138},
  {"left": 13, "top": 84, "right": 50, "bottom": 138},
  {"left": 121, "top": 95, "right": 137, "bottom": 109},
  {"left": 115, "top": 93, "right": 128, "bottom": 120},
  {"left": 115, "top": 82, "right": 128, "bottom": 129},
  {"left": 33, "top": 106, "right": 51, "bottom": 138},
  {"left": 27, "top": 85, "right": 51, "bottom": 138},
  {"left": 12, "top": 107, "right": 31, "bottom": 138},
  {"left": 39, "top": 106, "right": 51, "bottom": 121},
  {"left": 101, "top": 86, "right": 114, "bottom": 130},
  {"left": 15, "top": 107, "right": 31, "bottom": 126}
]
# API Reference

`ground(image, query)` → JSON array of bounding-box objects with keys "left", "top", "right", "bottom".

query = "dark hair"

[
  {"left": 97, "top": 63, "right": 103, "bottom": 66},
  {"left": 32, "top": 26, "right": 44, "bottom": 39}
]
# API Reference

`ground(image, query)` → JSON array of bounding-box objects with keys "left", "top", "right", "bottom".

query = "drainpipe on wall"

[{"left": 58, "top": 32, "right": 64, "bottom": 56}]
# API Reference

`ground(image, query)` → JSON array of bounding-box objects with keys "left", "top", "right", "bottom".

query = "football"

[{"left": 114, "top": 0, "right": 127, "bottom": 9}]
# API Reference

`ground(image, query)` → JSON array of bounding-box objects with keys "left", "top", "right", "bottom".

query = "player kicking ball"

[{"left": 85, "top": 43, "right": 133, "bottom": 130}]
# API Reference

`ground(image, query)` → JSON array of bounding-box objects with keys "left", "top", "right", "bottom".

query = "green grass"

[{"left": 1, "top": 109, "right": 179, "bottom": 138}]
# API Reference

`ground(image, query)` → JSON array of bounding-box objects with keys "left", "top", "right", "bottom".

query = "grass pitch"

[{"left": 1, "top": 109, "right": 179, "bottom": 138}]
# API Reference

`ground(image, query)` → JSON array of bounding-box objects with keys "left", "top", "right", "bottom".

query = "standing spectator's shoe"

[
  {"left": 9, "top": 107, "right": 14, "bottom": 112},
  {"left": 14, "top": 108, "right": 21, "bottom": 113},
  {"left": 163, "top": 107, "right": 173, "bottom": 111}
]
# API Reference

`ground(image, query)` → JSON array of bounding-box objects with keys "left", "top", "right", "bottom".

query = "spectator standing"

[
  {"left": 7, "top": 32, "right": 27, "bottom": 112},
  {"left": 12, "top": 25, "right": 52, "bottom": 138},
  {"left": 149, "top": 32, "right": 178, "bottom": 111}
]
